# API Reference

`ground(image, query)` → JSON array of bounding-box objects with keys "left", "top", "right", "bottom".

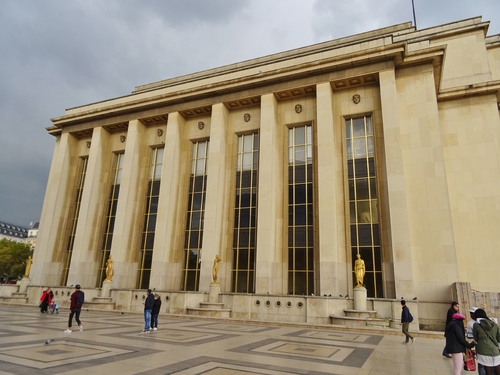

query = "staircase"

[
  {"left": 0, "top": 292, "right": 28, "bottom": 304},
  {"left": 186, "top": 301, "right": 231, "bottom": 318}
]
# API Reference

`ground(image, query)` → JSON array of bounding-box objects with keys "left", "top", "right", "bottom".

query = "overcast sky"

[{"left": 1, "top": 0, "right": 499, "bottom": 227}]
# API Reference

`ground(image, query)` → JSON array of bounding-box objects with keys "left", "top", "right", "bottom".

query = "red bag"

[{"left": 463, "top": 348, "right": 476, "bottom": 371}]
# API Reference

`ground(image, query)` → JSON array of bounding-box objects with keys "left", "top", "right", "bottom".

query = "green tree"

[{"left": 0, "top": 239, "right": 32, "bottom": 282}]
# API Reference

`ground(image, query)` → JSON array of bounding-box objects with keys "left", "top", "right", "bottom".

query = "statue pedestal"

[
  {"left": 353, "top": 287, "right": 367, "bottom": 311},
  {"left": 101, "top": 280, "right": 112, "bottom": 297},
  {"left": 19, "top": 278, "right": 30, "bottom": 293},
  {"left": 209, "top": 283, "right": 220, "bottom": 303}
]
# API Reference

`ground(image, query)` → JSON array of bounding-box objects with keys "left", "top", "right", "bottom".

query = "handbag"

[{"left": 463, "top": 348, "right": 476, "bottom": 371}]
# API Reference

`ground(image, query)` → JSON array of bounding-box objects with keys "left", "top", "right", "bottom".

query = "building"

[
  {"left": 31, "top": 17, "right": 500, "bottom": 326},
  {"left": 26, "top": 222, "right": 39, "bottom": 250},
  {"left": 0, "top": 220, "right": 28, "bottom": 243}
]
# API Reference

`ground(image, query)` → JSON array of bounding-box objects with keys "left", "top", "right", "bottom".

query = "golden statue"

[
  {"left": 104, "top": 255, "right": 114, "bottom": 282},
  {"left": 212, "top": 255, "right": 221, "bottom": 284},
  {"left": 354, "top": 254, "right": 365, "bottom": 288},
  {"left": 24, "top": 256, "right": 33, "bottom": 278}
]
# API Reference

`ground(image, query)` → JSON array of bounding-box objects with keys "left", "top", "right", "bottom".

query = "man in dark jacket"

[
  {"left": 64, "top": 284, "right": 84, "bottom": 333},
  {"left": 142, "top": 289, "right": 155, "bottom": 333},
  {"left": 443, "top": 301, "right": 459, "bottom": 358},
  {"left": 401, "top": 300, "right": 415, "bottom": 343}
]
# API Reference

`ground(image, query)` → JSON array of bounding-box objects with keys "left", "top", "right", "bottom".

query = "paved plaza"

[{"left": 0, "top": 304, "right": 458, "bottom": 374}]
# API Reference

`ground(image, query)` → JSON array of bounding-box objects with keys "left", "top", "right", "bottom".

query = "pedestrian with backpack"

[{"left": 64, "top": 284, "right": 84, "bottom": 333}]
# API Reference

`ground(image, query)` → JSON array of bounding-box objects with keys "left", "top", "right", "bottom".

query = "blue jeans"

[
  {"left": 144, "top": 309, "right": 152, "bottom": 330},
  {"left": 478, "top": 363, "right": 485, "bottom": 375}
]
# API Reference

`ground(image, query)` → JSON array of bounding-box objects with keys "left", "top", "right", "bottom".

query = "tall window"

[
  {"left": 288, "top": 125, "right": 314, "bottom": 295},
  {"left": 182, "top": 140, "right": 209, "bottom": 291},
  {"left": 346, "top": 116, "right": 382, "bottom": 297},
  {"left": 97, "top": 153, "right": 123, "bottom": 286},
  {"left": 137, "top": 148, "right": 164, "bottom": 289},
  {"left": 232, "top": 133, "right": 259, "bottom": 293},
  {"left": 61, "top": 157, "right": 88, "bottom": 285}
]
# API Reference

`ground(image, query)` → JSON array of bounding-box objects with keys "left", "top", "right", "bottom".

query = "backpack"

[
  {"left": 408, "top": 311, "right": 414, "bottom": 323},
  {"left": 75, "top": 291, "right": 84, "bottom": 307}
]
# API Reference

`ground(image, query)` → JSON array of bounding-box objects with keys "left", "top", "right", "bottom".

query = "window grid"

[
  {"left": 346, "top": 116, "right": 383, "bottom": 298},
  {"left": 232, "top": 133, "right": 259, "bottom": 293},
  {"left": 96, "top": 153, "right": 123, "bottom": 286},
  {"left": 182, "top": 140, "right": 209, "bottom": 291},
  {"left": 288, "top": 125, "right": 314, "bottom": 296},
  {"left": 61, "top": 157, "right": 88, "bottom": 285},
  {"left": 137, "top": 148, "right": 164, "bottom": 289}
]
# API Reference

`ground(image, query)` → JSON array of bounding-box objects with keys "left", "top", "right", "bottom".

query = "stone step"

[
  {"left": 187, "top": 307, "right": 231, "bottom": 318},
  {"left": 330, "top": 315, "right": 390, "bottom": 328},
  {"left": 344, "top": 309, "right": 377, "bottom": 319},
  {"left": 0, "top": 296, "right": 28, "bottom": 304},
  {"left": 82, "top": 301, "right": 115, "bottom": 310},
  {"left": 92, "top": 297, "right": 113, "bottom": 303},
  {"left": 11, "top": 292, "right": 28, "bottom": 297},
  {"left": 199, "top": 302, "right": 225, "bottom": 309}
]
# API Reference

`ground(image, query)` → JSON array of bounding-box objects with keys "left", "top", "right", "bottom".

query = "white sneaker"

[
  {"left": 64, "top": 329, "right": 72, "bottom": 333},
  {"left": 79, "top": 325, "right": 83, "bottom": 331},
  {"left": 153, "top": 327, "right": 158, "bottom": 331},
  {"left": 411, "top": 338, "right": 415, "bottom": 344}
]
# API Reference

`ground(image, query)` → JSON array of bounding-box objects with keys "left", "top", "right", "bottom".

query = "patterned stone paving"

[{"left": 0, "top": 304, "right": 452, "bottom": 374}]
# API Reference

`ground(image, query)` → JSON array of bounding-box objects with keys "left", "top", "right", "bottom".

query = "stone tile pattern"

[{"left": 0, "top": 305, "right": 452, "bottom": 374}]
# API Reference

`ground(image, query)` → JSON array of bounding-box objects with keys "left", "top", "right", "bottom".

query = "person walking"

[
  {"left": 445, "top": 312, "right": 475, "bottom": 375},
  {"left": 142, "top": 289, "right": 154, "bottom": 332},
  {"left": 443, "top": 301, "right": 460, "bottom": 358},
  {"left": 64, "top": 284, "right": 84, "bottom": 333},
  {"left": 401, "top": 300, "right": 415, "bottom": 343},
  {"left": 151, "top": 294, "right": 161, "bottom": 331},
  {"left": 473, "top": 309, "right": 500, "bottom": 375}
]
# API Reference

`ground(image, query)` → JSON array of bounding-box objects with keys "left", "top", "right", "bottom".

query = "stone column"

[
  {"left": 379, "top": 68, "right": 415, "bottom": 299},
  {"left": 150, "top": 113, "right": 184, "bottom": 290},
  {"left": 255, "top": 93, "right": 285, "bottom": 295},
  {"left": 316, "top": 82, "right": 346, "bottom": 296},
  {"left": 111, "top": 119, "right": 149, "bottom": 288},
  {"left": 199, "top": 103, "right": 230, "bottom": 291},
  {"left": 31, "top": 132, "right": 79, "bottom": 287},
  {"left": 68, "top": 126, "right": 111, "bottom": 287}
]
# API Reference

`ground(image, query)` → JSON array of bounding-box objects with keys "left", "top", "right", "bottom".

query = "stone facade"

[{"left": 30, "top": 17, "right": 500, "bottom": 326}]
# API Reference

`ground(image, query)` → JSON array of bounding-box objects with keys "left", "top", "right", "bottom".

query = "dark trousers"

[
  {"left": 402, "top": 322, "right": 414, "bottom": 341},
  {"left": 68, "top": 308, "right": 82, "bottom": 328},
  {"left": 151, "top": 314, "right": 158, "bottom": 328}
]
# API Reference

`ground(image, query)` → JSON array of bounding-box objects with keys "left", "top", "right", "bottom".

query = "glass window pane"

[
  {"left": 196, "top": 159, "right": 205, "bottom": 175},
  {"left": 366, "top": 117, "right": 373, "bottom": 135},
  {"left": 295, "top": 127, "right": 305, "bottom": 144},
  {"left": 353, "top": 138, "right": 366, "bottom": 158},
  {"left": 295, "top": 146, "right": 305, "bottom": 164},
  {"left": 353, "top": 118, "right": 365, "bottom": 136},
  {"left": 242, "top": 153, "right": 252, "bottom": 170},
  {"left": 198, "top": 142, "right": 206, "bottom": 157},
  {"left": 355, "top": 178, "right": 369, "bottom": 199},
  {"left": 357, "top": 201, "right": 371, "bottom": 223},
  {"left": 243, "top": 135, "right": 252, "bottom": 152}
]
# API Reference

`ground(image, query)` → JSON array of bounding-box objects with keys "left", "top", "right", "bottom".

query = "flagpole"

[{"left": 411, "top": 0, "right": 418, "bottom": 29}]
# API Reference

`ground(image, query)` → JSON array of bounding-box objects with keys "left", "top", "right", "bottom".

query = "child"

[{"left": 151, "top": 294, "right": 161, "bottom": 331}]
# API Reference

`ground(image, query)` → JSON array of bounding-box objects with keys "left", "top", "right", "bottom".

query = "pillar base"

[
  {"left": 209, "top": 283, "right": 220, "bottom": 303},
  {"left": 19, "top": 278, "right": 30, "bottom": 294},
  {"left": 353, "top": 287, "right": 367, "bottom": 311},
  {"left": 101, "top": 280, "right": 112, "bottom": 297}
]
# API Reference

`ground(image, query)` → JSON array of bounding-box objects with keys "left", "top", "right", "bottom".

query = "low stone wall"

[{"left": 3, "top": 282, "right": 497, "bottom": 332}]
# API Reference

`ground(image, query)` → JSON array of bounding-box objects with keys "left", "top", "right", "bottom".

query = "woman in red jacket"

[{"left": 39, "top": 287, "right": 52, "bottom": 313}]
